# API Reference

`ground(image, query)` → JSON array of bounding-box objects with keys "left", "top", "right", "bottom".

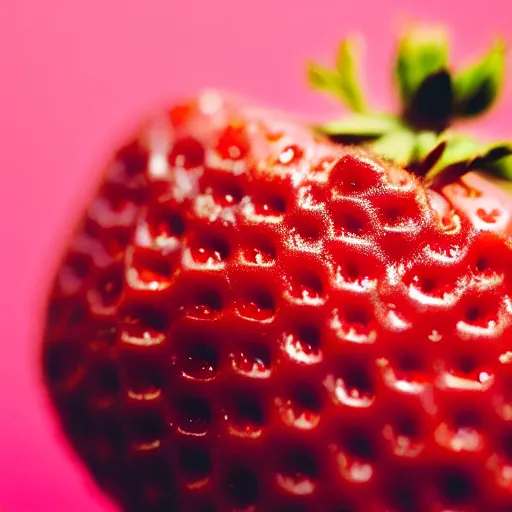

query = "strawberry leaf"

[
  {"left": 307, "top": 63, "right": 345, "bottom": 101},
  {"left": 453, "top": 39, "right": 506, "bottom": 117},
  {"left": 394, "top": 27, "right": 449, "bottom": 108},
  {"left": 335, "top": 38, "right": 368, "bottom": 113},
  {"left": 308, "top": 38, "right": 368, "bottom": 113},
  {"left": 406, "top": 70, "right": 453, "bottom": 131}
]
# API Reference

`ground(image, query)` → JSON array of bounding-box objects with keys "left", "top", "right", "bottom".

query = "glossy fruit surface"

[{"left": 42, "top": 91, "right": 512, "bottom": 512}]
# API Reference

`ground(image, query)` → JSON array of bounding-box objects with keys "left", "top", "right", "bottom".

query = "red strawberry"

[{"left": 42, "top": 29, "right": 512, "bottom": 512}]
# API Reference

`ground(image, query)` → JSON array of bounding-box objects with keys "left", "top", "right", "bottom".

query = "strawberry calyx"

[{"left": 308, "top": 26, "right": 512, "bottom": 188}]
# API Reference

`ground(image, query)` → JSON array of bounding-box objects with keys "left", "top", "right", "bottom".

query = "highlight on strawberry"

[{"left": 42, "top": 25, "right": 512, "bottom": 512}]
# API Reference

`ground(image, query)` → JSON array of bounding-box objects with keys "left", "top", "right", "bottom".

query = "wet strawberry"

[{"left": 42, "top": 29, "right": 512, "bottom": 512}]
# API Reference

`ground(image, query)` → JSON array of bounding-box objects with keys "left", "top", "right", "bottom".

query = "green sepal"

[
  {"left": 453, "top": 38, "right": 506, "bottom": 117},
  {"left": 423, "top": 135, "right": 512, "bottom": 187},
  {"left": 369, "top": 129, "right": 416, "bottom": 167},
  {"left": 413, "top": 131, "right": 439, "bottom": 162},
  {"left": 394, "top": 27, "right": 449, "bottom": 107},
  {"left": 315, "top": 113, "right": 401, "bottom": 138},
  {"left": 307, "top": 38, "right": 368, "bottom": 113},
  {"left": 307, "top": 63, "right": 345, "bottom": 101},
  {"left": 335, "top": 38, "right": 368, "bottom": 113},
  {"left": 406, "top": 70, "right": 453, "bottom": 131}
]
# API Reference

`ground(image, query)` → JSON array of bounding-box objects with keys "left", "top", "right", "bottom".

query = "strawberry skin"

[{"left": 42, "top": 91, "right": 512, "bottom": 512}]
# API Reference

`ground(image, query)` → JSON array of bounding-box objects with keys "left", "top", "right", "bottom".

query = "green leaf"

[
  {"left": 308, "top": 37, "right": 368, "bottom": 113},
  {"left": 413, "top": 131, "right": 439, "bottom": 161},
  {"left": 406, "top": 70, "right": 453, "bottom": 131},
  {"left": 424, "top": 135, "right": 512, "bottom": 187},
  {"left": 316, "top": 113, "right": 401, "bottom": 137},
  {"left": 307, "top": 62, "right": 344, "bottom": 100},
  {"left": 335, "top": 38, "right": 367, "bottom": 113},
  {"left": 453, "top": 38, "right": 506, "bottom": 117},
  {"left": 394, "top": 27, "right": 450, "bottom": 107},
  {"left": 370, "top": 129, "right": 416, "bottom": 167}
]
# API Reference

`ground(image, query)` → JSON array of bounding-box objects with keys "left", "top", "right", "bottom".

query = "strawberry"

[{"left": 42, "top": 28, "right": 512, "bottom": 512}]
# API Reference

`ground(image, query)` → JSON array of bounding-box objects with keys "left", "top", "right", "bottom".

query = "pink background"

[{"left": 2, "top": 1, "right": 512, "bottom": 510}]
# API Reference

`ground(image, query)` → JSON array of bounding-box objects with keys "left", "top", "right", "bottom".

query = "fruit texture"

[
  {"left": 41, "top": 29, "right": 512, "bottom": 512},
  {"left": 42, "top": 90, "right": 512, "bottom": 512}
]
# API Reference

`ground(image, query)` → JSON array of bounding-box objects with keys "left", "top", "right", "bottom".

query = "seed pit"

[
  {"left": 436, "top": 409, "right": 484, "bottom": 453},
  {"left": 175, "top": 396, "right": 212, "bottom": 436},
  {"left": 43, "top": 342, "right": 82, "bottom": 387},
  {"left": 189, "top": 233, "right": 230, "bottom": 266},
  {"left": 379, "top": 197, "right": 421, "bottom": 228},
  {"left": 332, "top": 247, "right": 385, "bottom": 290},
  {"left": 216, "top": 124, "right": 249, "bottom": 160},
  {"left": 290, "top": 215, "right": 323, "bottom": 243},
  {"left": 463, "top": 303, "right": 497, "bottom": 329},
  {"left": 241, "top": 235, "right": 277, "bottom": 266},
  {"left": 252, "top": 190, "right": 287, "bottom": 217},
  {"left": 331, "top": 201, "right": 373, "bottom": 238},
  {"left": 129, "top": 249, "right": 173, "bottom": 291},
  {"left": 128, "top": 412, "right": 166, "bottom": 452},
  {"left": 185, "top": 287, "right": 224, "bottom": 319},
  {"left": 88, "top": 323, "right": 117, "bottom": 353},
  {"left": 277, "top": 449, "right": 318, "bottom": 496},
  {"left": 237, "top": 288, "right": 276, "bottom": 321},
  {"left": 170, "top": 137, "right": 205, "bottom": 168},
  {"left": 382, "top": 352, "right": 430, "bottom": 394},
  {"left": 58, "top": 252, "right": 92, "bottom": 294},
  {"left": 500, "top": 431, "right": 512, "bottom": 461},
  {"left": 91, "top": 265, "right": 124, "bottom": 308},
  {"left": 228, "top": 394, "right": 265, "bottom": 437},
  {"left": 386, "top": 483, "right": 420, "bottom": 512},
  {"left": 230, "top": 343, "right": 271, "bottom": 378},
  {"left": 125, "top": 360, "right": 163, "bottom": 401},
  {"left": 226, "top": 466, "right": 259, "bottom": 508},
  {"left": 120, "top": 306, "right": 169, "bottom": 348},
  {"left": 331, "top": 306, "right": 376, "bottom": 344},
  {"left": 443, "top": 353, "right": 494, "bottom": 391},
  {"left": 337, "top": 428, "right": 376, "bottom": 483},
  {"left": 115, "top": 141, "right": 148, "bottom": 177},
  {"left": 177, "top": 445, "right": 212, "bottom": 487},
  {"left": 334, "top": 360, "right": 375, "bottom": 408},
  {"left": 329, "top": 154, "right": 383, "bottom": 195},
  {"left": 92, "top": 417, "right": 126, "bottom": 463},
  {"left": 287, "top": 269, "right": 324, "bottom": 303},
  {"left": 437, "top": 468, "right": 476, "bottom": 505},
  {"left": 103, "top": 228, "right": 132, "bottom": 258},
  {"left": 147, "top": 208, "right": 186, "bottom": 245},
  {"left": 181, "top": 343, "right": 219, "bottom": 381},
  {"left": 88, "top": 363, "right": 120, "bottom": 408},
  {"left": 277, "top": 385, "right": 322, "bottom": 430},
  {"left": 134, "top": 458, "right": 175, "bottom": 508},
  {"left": 383, "top": 412, "right": 424, "bottom": 458},
  {"left": 202, "top": 173, "right": 244, "bottom": 207},
  {"left": 283, "top": 325, "right": 322, "bottom": 365}
]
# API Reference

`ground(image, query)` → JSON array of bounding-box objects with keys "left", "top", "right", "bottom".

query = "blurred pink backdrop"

[{"left": 1, "top": 0, "right": 512, "bottom": 510}]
